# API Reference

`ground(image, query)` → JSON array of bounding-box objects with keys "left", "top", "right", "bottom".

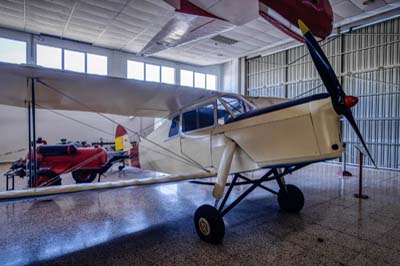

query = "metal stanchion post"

[
  {"left": 338, "top": 142, "right": 352, "bottom": 176},
  {"left": 354, "top": 145, "right": 368, "bottom": 199}
]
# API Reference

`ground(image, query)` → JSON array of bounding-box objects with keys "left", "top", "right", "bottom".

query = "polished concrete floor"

[
  {"left": 0, "top": 163, "right": 169, "bottom": 192},
  {"left": 0, "top": 163, "right": 399, "bottom": 266}
]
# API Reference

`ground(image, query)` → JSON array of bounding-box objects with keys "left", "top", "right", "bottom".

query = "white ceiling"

[{"left": 0, "top": 0, "right": 399, "bottom": 65}]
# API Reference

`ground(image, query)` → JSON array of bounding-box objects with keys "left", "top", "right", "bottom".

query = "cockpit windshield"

[{"left": 217, "top": 96, "right": 250, "bottom": 125}]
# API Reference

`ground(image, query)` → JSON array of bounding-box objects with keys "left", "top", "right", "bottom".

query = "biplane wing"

[
  {"left": 0, "top": 62, "right": 221, "bottom": 117},
  {"left": 139, "top": 0, "right": 333, "bottom": 56}
]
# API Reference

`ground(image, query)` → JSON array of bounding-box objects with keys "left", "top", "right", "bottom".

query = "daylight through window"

[
  {"left": 36, "top": 44, "right": 62, "bottom": 69},
  {"left": 64, "top": 49, "right": 85, "bottom": 73},
  {"left": 161, "top": 66, "right": 175, "bottom": 84},
  {"left": 180, "top": 69, "right": 194, "bottom": 87},
  {"left": 87, "top": 53, "right": 107, "bottom": 75},
  {"left": 146, "top": 64, "right": 160, "bottom": 82},
  {"left": 0, "top": 37, "right": 26, "bottom": 64},
  {"left": 127, "top": 60, "right": 144, "bottom": 80}
]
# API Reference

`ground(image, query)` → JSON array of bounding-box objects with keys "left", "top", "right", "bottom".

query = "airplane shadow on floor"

[{"left": 27, "top": 195, "right": 309, "bottom": 266}]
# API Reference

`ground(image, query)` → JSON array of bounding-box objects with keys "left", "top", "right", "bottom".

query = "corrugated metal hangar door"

[{"left": 246, "top": 17, "right": 400, "bottom": 170}]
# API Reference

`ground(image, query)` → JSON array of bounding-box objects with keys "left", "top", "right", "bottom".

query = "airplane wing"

[
  {"left": 139, "top": 11, "right": 234, "bottom": 56},
  {"left": 139, "top": 0, "right": 259, "bottom": 56},
  {"left": 0, "top": 62, "right": 221, "bottom": 117},
  {"left": 140, "top": 0, "right": 332, "bottom": 56},
  {"left": 0, "top": 170, "right": 217, "bottom": 200}
]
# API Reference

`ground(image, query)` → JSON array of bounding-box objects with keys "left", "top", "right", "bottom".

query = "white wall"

[
  {"left": 0, "top": 104, "right": 154, "bottom": 162},
  {"left": 221, "top": 58, "right": 245, "bottom": 94}
]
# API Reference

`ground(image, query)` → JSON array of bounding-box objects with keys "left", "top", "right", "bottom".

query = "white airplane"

[
  {"left": 0, "top": 20, "right": 375, "bottom": 244},
  {"left": 135, "top": 22, "right": 375, "bottom": 243}
]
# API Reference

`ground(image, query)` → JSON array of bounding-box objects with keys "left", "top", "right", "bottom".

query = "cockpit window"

[
  {"left": 221, "top": 97, "right": 248, "bottom": 116},
  {"left": 217, "top": 99, "right": 231, "bottom": 125},
  {"left": 182, "top": 104, "right": 214, "bottom": 132},
  {"left": 217, "top": 97, "right": 249, "bottom": 124},
  {"left": 168, "top": 115, "right": 180, "bottom": 137}
]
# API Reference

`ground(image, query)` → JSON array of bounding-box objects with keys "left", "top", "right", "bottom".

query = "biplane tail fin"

[
  {"left": 115, "top": 125, "right": 132, "bottom": 152},
  {"left": 114, "top": 125, "right": 141, "bottom": 168}
]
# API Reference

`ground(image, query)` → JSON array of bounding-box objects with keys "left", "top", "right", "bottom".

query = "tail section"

[
  {"left": 115, "top": 125, "right": 132, "bottom": 152},
  {"left": 114, "top": 125, "right": 140, "bottom": 168}
]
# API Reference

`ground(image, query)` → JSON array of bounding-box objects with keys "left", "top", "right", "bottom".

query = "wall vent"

[{"left": 211, "top": 35, "right": 238, "bottom": 45}]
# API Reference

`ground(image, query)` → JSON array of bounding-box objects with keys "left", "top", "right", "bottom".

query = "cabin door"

[
  {"left": 180, "top": 130, "right": 212, "bottom": 168},
  {"left": 180, "top": 104, "right": 214, "bottom": 169}
]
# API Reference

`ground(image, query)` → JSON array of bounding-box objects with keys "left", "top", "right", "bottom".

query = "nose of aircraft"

[{"left": 299, "top": 19, "right": 376, "bottom": 167}]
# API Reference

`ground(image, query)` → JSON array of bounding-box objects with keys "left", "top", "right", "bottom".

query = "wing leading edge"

[{"left": 0, "top": 62, "right": 220, "bottom": 117}]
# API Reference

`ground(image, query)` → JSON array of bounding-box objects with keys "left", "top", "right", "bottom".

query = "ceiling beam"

[{"left": 62, "top": 0, "right": 79, "bottom": 38}]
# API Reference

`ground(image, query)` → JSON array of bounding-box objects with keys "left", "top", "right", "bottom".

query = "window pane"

[
  {"left": 0, "top": 37, "right": 26, "bottom": 64},
  {"left": 217, "top": 99, "right": 231, "bottom": 125},
  {"left": 182, "top": 109, "right": 197, "bottom": 132},
  {"left": 87, "top": 53, "right": 107, "bottom": 75},
  {"left": 198, "top": 104, "right": 214, "bottom": 128},
  {"left": 127, "top": 60, "right": 144, "bottom": 80},
  {"left": 168, "top": 115, "right": 180, "bottom": 137},
  {"left": 161, "top": 66, "right": 175, "bottom": 84},
  {"left": 36, "top": 44, "right": 62, "bottom": 69},
  {"left": 182, "top": 104, "right": 214, "bottom": 132},
  {"left": 206, "top": 74, "right": 217, "bottom": 90},
  {"left": 221, "top": 97, "right": 246, "bottom": 116},
  {"left": 194, "top": 72, "right": 206, "bottom": 88},
  {"left": 64, "top": 50, "right": 85, "bottom": 73},
  {"left": 146, "top": 64, "right": 160, "bottom": 82},
  {"left": 180, "top": 69, "right": 193, "bottom": 87}
]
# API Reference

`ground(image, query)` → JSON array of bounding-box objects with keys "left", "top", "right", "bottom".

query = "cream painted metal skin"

[{"left": 139, "top": 94, "right": 342, "bottom": 180}]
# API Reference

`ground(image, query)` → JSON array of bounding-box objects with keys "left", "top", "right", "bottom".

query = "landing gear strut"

[{"left": 193, "top": 164, "right": 309, "bottom": 244}]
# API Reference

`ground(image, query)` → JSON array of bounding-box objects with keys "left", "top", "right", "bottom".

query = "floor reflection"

[{"left": 0, "top": 163, "right": 398, "bottom": 266}]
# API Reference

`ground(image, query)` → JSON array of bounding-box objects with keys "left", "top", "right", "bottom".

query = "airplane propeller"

[{"left": 298, "top": 20, "right": 376, "bottom": 167}]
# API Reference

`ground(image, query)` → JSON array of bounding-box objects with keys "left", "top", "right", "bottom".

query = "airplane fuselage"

[{"left": 137, "top": 93, "right": 342, "bottom": 177}]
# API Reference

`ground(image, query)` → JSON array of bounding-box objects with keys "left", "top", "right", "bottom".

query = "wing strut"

[{"left": 212, "top": 138, "right": 236, "bottom": 200}]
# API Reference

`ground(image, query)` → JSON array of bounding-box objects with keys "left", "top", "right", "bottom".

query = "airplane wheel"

[
  {"left": 278, "top": 184, "right": 304, "bottom": 213},
  {"left": 72, "top": 170, "right": 97, "bottom": 183},
  {"left": 194, "top": 204, "right": 225, "bottom": 244}
]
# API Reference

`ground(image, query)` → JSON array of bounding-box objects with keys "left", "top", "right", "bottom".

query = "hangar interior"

[{"left": 0, "top": 0, "right": 399, "bottom": 266}]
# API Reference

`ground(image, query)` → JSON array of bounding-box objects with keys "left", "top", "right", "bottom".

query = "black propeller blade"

[{"left": 298, "top": 20, "right": 376, "bottom": 167}]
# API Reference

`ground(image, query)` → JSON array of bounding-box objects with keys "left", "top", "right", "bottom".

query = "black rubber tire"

[
  {"left": 72, "top": 170, "right": 97, "bottom": 183},
  {"left": 194, "top": 204, "right": 225, "bottom": 244},
  {"left": 278, "top": 184, "right": 304, "bottom": 213}
]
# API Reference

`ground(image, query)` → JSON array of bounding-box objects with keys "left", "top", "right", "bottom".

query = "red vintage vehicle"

[{"left": 6, "top": 143, "right": 129, "bottom": 187}]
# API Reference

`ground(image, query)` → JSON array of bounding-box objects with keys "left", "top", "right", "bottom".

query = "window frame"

[
  {"left": 0, "top": 37, "right": 27, "bottom": 64},
  {"left": 86, "top": 52, "right": 108, "bottom": 75},
  {"left": 194, "top": 72, "right": 206, "bottom": 89},
  {"left": 161, "top": 65, "right": 176, "bottom": 84},
  {"left": 63, "top": 48, "right": 86, "bottom": 73},
  {"left": 180, "top": 101, "right": 217, "bottom": 134},
  {"left": 165, "top": 114, "right": 181, "bottom": 141},
  {"left": 145, "top": 63, "right": 161, "bottom": 83},
  {"left": 36, "top": 44, "right": 63, "bottom": 69},
  {"left": 206, "top": 74, "right": 217, "bottom": 90},
  {"left": 127, "top": 60, "right": 145, "bottom": 80},
  {"left": 165, "top": 95, "right": 253, "bottom": 139},
  {"left": 180, "top": 69, "right": 194, "bottom": 87}
]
